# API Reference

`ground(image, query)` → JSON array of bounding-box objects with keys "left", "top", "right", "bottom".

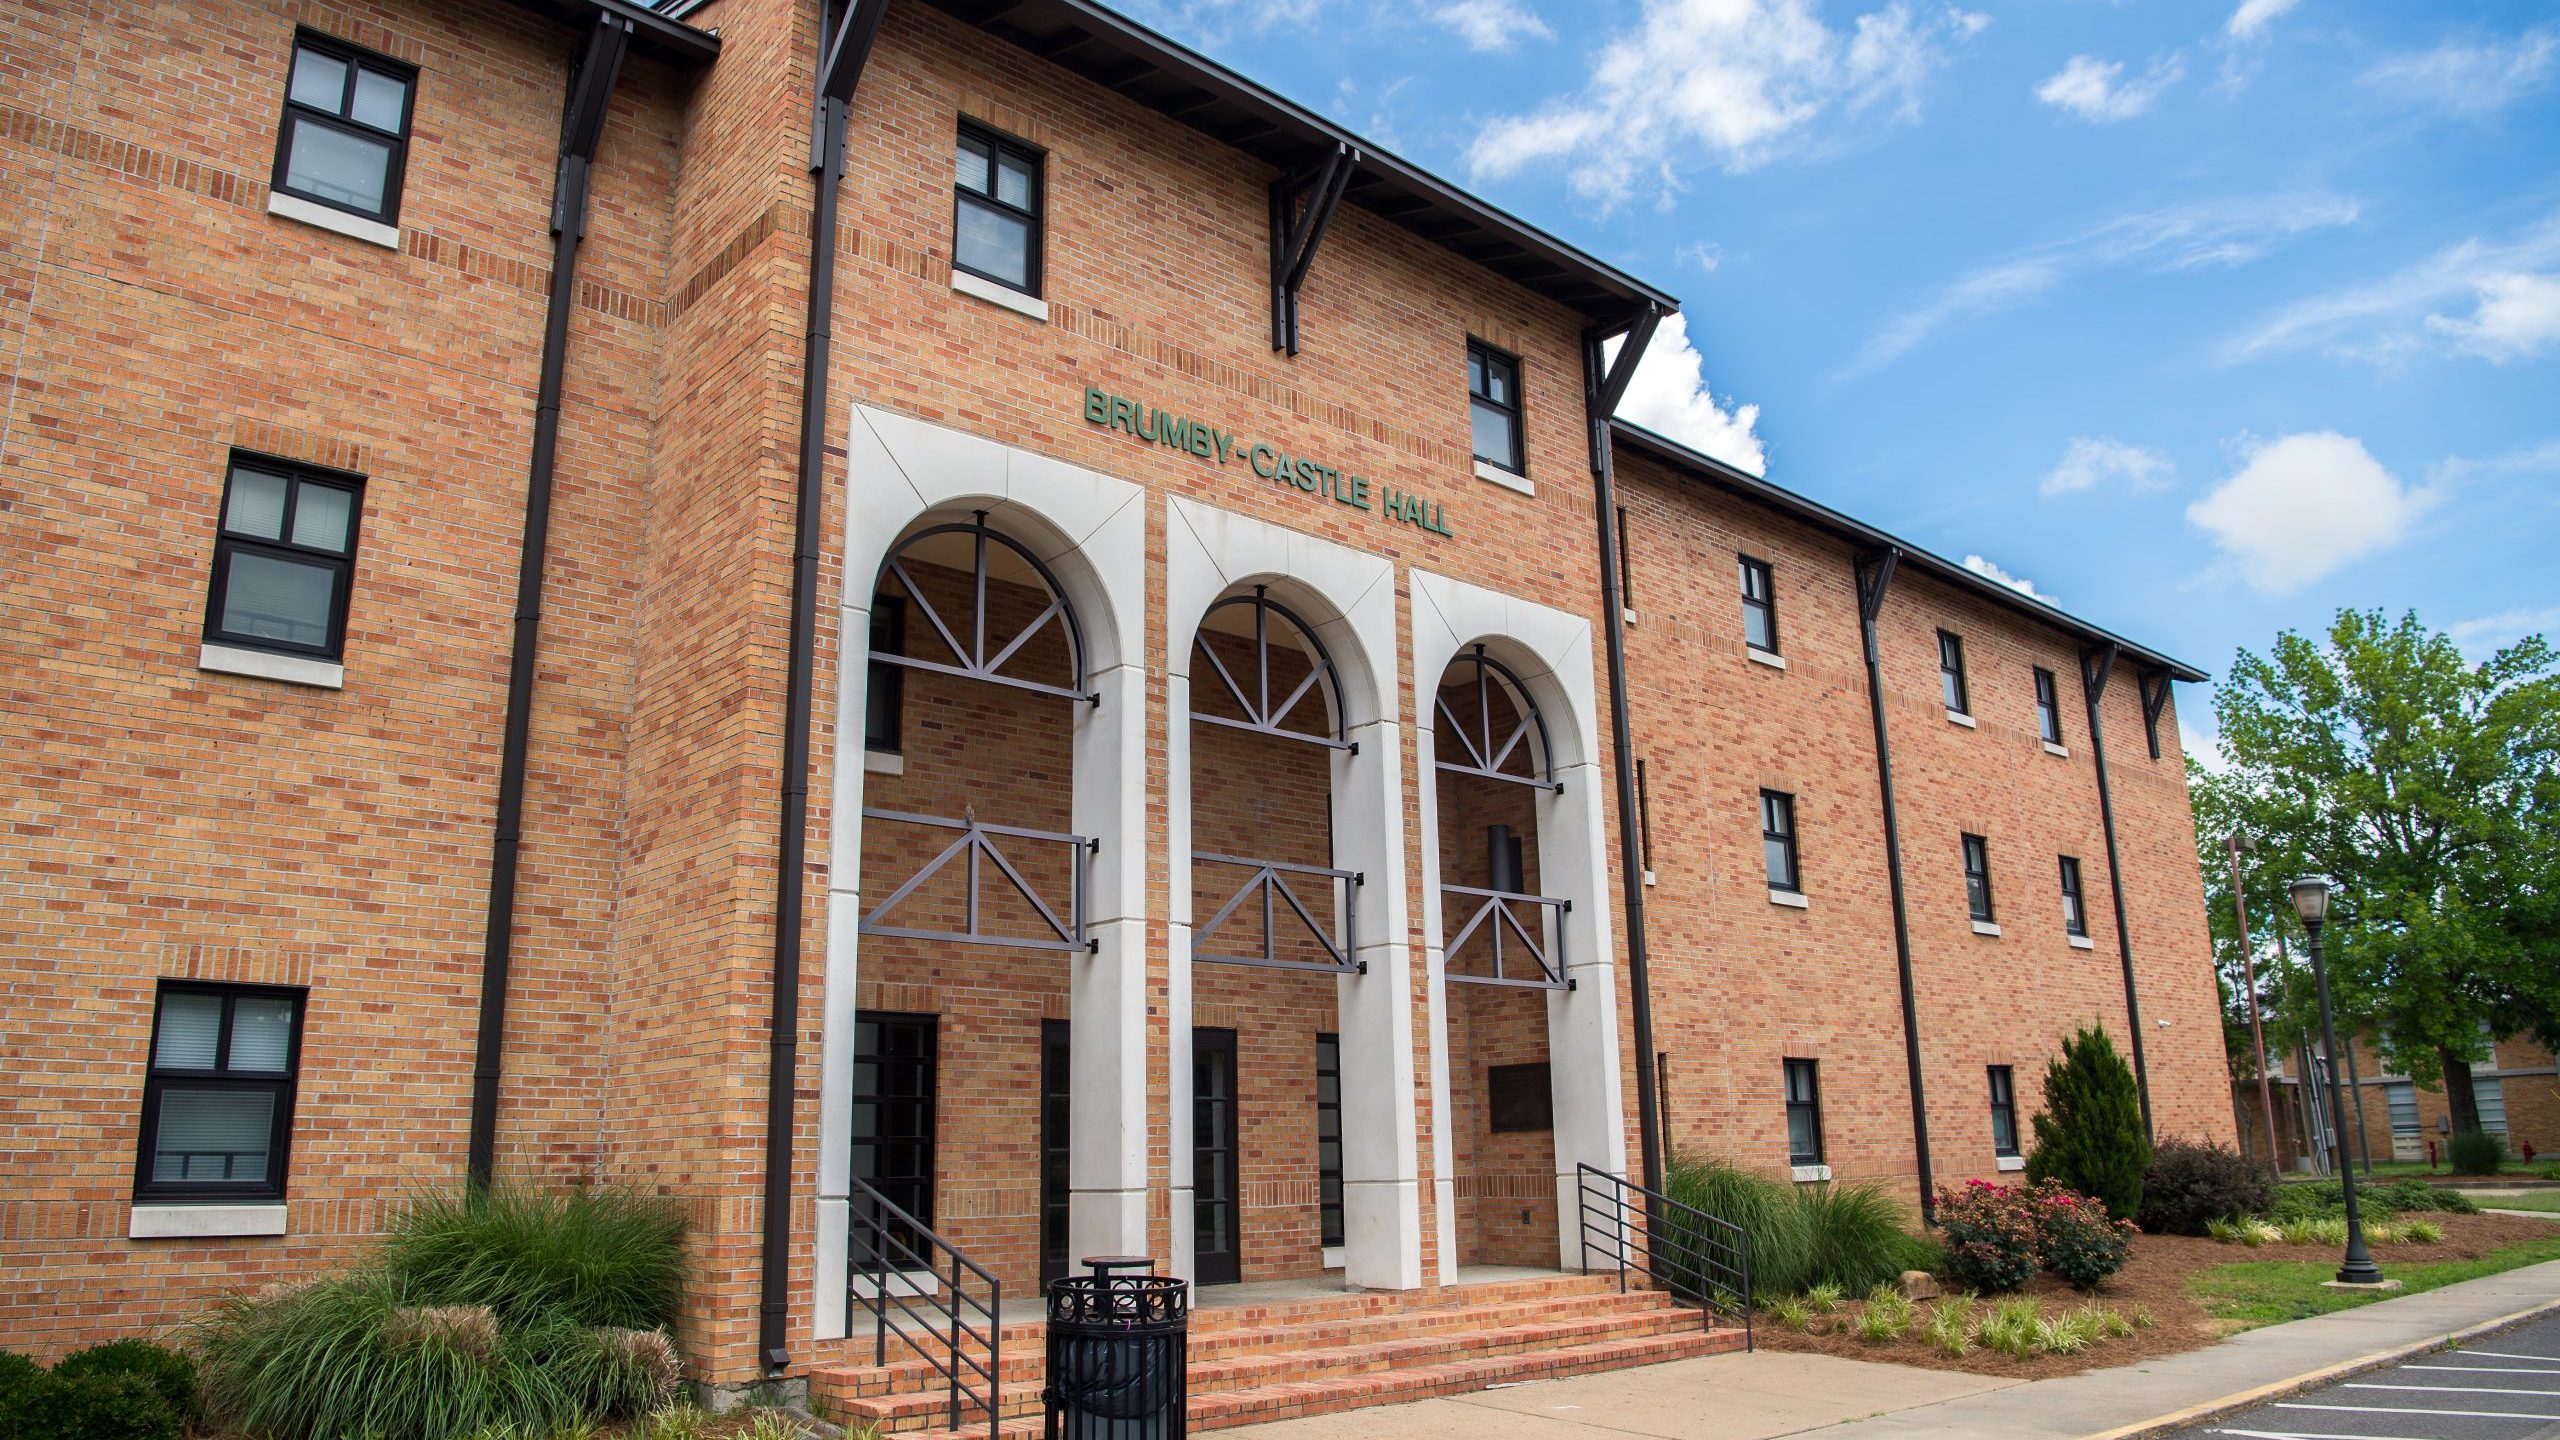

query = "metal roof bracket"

[{"left": 1270, "top": 142, "right": 1358, "bottom": 355}]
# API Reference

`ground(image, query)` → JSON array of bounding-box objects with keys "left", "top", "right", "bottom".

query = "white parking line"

[
  {"left": 2454, "top": 1350, "right": 2560, "bottom": 1362},
  {"left": 2344, "top": 1383, "right": 2560, "bottom": 1397},
  {"left": 2406, "top": 1363, "right": 2560, "bottom": 1376},
  {"left": 2279, "top": 1401, "right": 2560, "bottom": 1421},
  {"left": 2213, "top": 1429, "right": 2456, "bottom": 1440}
]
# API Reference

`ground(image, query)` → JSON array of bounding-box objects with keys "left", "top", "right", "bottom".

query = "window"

[
  {"left": 953, "top": 123, "right": 1042, "bottom": 295},
  {"left": 1615, "top": 505, "right": 1633, "bottom": 605},
  {"left": 2059, "top": 855, "right": 2087, "bottom": 937},
  {"left": 273, "top": 32, "right": 414, "bottom": 225},
  {"left": 2385, "top": 1081, "right": 2419, "bottom": 1137},
  {"left": 2034, "top": 667, "right": 2063, "bottom": 744},
  {"left": 204, "top": 454, "right": 364, "bottom": 660},
  {"left": 1938, "top": 630, "right": 1969, "bottom": 715},
  {"left": 1760, "top": 789, "right": 1800, "bottom": 893},
  {"left": 1316, "top": 1034, "right": 1344, "bottom": 1248},
  {"left": 136, "top": 983, "right": 305, "bottom": 1202},
  {"left": 1467, "top": 340, "right": 1523, "bottom": 473},
  {"left": 866, "top": 596, "right": 905, "bottom": 754},
  {"left": 1636, "top": 758, "right": 1655, "bottom": 874},
  {"left": 1783, "top": 1059, "right": 1823, "bottom": 1166},
  {"left": 1488, "top": 1062, "right": 1553, "bottom": 1132},
  {"left": 1740, "top": 556, "right": 1778, "bottom": 654},
  {"left": 1963, "top": 833, "right": 1995, "bottom": 922},
  {"left": 1988, "top": 1066, "right": 2020, "bottom": 1157}
]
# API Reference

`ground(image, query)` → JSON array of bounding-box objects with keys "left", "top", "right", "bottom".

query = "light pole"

[
  {"left": 2226, "top": 833, "right": 2281, "bottom": 1178},
  {"left": 2291, "top": 875, "right": 2383, "bottom": 1286}
]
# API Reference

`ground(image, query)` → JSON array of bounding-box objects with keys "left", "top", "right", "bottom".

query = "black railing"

[
  {"left": 1574, "top": 1163, "right": 1752, "bottom": 1350},
  {"left": 1441, "top": 883, "right": 1572, "bottom": 989},
  {"left": 850, "top": 1176, "right": 1004, "bottom": 1440}
]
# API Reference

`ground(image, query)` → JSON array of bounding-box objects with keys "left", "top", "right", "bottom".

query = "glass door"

[
  {"left": 850, "top": 1012, "right": 937, "bottom": 1280},
  {"left": 1192, "top": 1027, "right": 1241, "bottom": 1285},
  {"left": 1040, "top": 1019, "right": 1072, "bottom": 1286}
]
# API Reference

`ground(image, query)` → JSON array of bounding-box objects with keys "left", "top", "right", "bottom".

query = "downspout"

[
  {"left": 761, "top": 0, "right": 890, "bottom": 1375},
  {"left": 2080, "top": 643, "right": 2155, "bottom": 1137},
  {"left": 467, "top": 12, "right": 634, "bottom": 1190},
  {"left": 1582, "top": 306, "right": 1664, "bottom": 1193},
  {"left": 1854, "top": 548, "right": 1936, "bottom": 1224}
]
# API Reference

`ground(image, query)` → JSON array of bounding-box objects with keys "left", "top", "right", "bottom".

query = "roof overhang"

[
  {"left": 919, "top": 0, "right": 1677, "bottom": 321},
  {"left": 1611, "top": 421, "right": 2208, "bottom": 684},
  {"left": 502, "top": 0, "right": 721, "bottom": 67}
]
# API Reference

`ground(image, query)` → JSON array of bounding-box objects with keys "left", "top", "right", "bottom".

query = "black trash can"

[{"left": 1043, "top": 1257, "right": 1188, "bottom": 1440}]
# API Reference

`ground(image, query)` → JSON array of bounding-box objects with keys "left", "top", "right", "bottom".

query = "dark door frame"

[
  {"left": 1192, "top": 1027, "right": 1242, "bottom": 1286},
  {"left": 1040, "top": 1019, "right": 1072, "bottom": 1286}
]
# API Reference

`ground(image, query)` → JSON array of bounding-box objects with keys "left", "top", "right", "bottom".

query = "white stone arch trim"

[
  {"left": 1409, "top": 568, "right": 1624, "bottom": 1277},
  {"left": 814, "top": 404, "right": 1149, "bottom": 1338},
  {"left": 1164, "top": 496, "right": 1420, "bottom": 1291}
]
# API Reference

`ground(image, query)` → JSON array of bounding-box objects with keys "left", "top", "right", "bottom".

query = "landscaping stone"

[{"left": 1896, "top": 1271, "right": 1941, "bottom": 1301}]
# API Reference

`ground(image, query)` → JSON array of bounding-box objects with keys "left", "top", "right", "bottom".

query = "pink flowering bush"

[
  {"left": 2033, "top": 1184, "right": 2136, "bottom": 1290},
  {"left": 1935, "top": 1180, "right": 2136, "bottom": 1293}
]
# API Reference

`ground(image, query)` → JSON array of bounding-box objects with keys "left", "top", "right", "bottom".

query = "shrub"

[
  {"left": 2401, "top": 1219, "right": 2444, "bottom": 1243},
  {"left": 1799, "top": 1181, "right": 1930, "bottom": 1295},
  {"left": 386, "top": 1186, "right": 689, "bottom": 1331},
  {"left": 2024, "top": 1026, "right": 2151, "bottom": 1220},
  {"left": 2138, "top": 1139, "right": 2273, "bottom": 1236},
  {"left": 1936, "top": 1181, "right": 2039, "bottom": 1294},
  {"left": 8, "top": 1370, "right": 181, "bottom": 1440},
  {"left": 54, "top": 1341, "right": 197, "bottom": 1419},
  {"left": 2448, "top": 1130, "right": 2506, "bottom": 1176},
  {"left": 0, "top": 1351, "right": 41, "bottom": 1399},
  {"left": 1664, "top": 1155, "right": 1815, "bottom": 1297},
  {"left": 2034, "top": 1186, "right": 2135, "bottom": 1291}
]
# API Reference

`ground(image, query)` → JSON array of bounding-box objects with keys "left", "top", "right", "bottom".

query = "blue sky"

[{"left": 1117, "top": 0, "right": 2560, "bottom": 756}]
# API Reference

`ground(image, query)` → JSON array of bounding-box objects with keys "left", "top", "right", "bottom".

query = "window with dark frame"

[
  {"left": 1963, "top": 833, "right": 1995, "bottom": 923},
  {"left": 204, "top": 453, "right": 364, "bottom": 661},
  {"left": 1636, "top": 758, "right": 1655, "bottom": 874},
  {"left": 866, "top": 595, "right": 906, "bottom": 754},
  {"left": 136, "top": 982, "right": 306, "bottom": 1202},
  {"left": 1468, "top": 340, "right": 1523, "bottom": 474},
  {"left": 1783, "top": 1058, "right": 1823, "bottom": 1166},
  {"left": 1740, "top": 555, "right": 1778, "bottom": 654},
  {"left": 2034, "top": 667, "right": 2063, "bottom": 744},
  {"left": 953, "top": 122, "right": 1042, "bottom": 295},
  {"left": 273, "top": 31, "right": 415, "bottom": 226},
  {"left": 1760, "top": 789, "right": 1800, "bottom": 893},
  {"left": 1988, "top": 1065, "right": 2019, "bottom": 1157},
  {"left": 1939, "top": 630, "right": 1969, "bottom": 715},
  {"left": 1488, "top": 1062, "right": 1553, "bottom": 1133},
  {"left": 1316, "top": 1034, "right": 1344, "bottom": 1248},
  {"left": 2059, "top": 855, "right": 2088, "bottom": 937},
  {"left": 1615, "top": 505, "right": 1633, "bottom": 607}
]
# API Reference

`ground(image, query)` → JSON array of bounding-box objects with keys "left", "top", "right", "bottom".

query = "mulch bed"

[{"left": 1750, "top": 1212, "right": 2557, "bottom": 1381}]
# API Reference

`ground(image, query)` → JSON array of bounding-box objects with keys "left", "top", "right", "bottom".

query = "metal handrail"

[
  {"left": 850, "top": 1176, "right": 1004, "bottom": 1440},
  {"left": 1574, "top": 1163, "right": 1752, "bottom": 1350},
  {"left": 859, "top": 807, "right": 1098, "bottom": 954},
  {"left": 1191, "top": 850, "right": 1364, "bottom": 974},
  {"left": 1442, "top": 884, "right": 1572, "bottom": 989}
]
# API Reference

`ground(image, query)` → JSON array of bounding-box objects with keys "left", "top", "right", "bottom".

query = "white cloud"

[
  {"left": 2184, "top": 432, "right": 2442, "bottom": 593},
  {"left": 2042, "top": 436, "right": 2175, "bottom": 497},
  {"left": 1961, "top": 554, "right": 2058, "bottom": 605},
  {"left": 1846, "top": 191, "right": 2357, "bottom": 377},
  {"left": 2225, "top": 0, "right": 2301, "bottom": 41},
  {"left": 1611, "top": 312, "right": 1767, "bottom": 475},
  {"left": 2362, "top": 26, "right": 2556, "bottom": 116},
  {"left": 1430, "top": 0, "right": 1552, "bottom": 52},
  {"left": 2034, "top": 53, "right": 2184, "bottom": 122},
  {"left": 2224, "top": 209, "right": 2560, "bottom": 365},
  {"left": 2423, "top": 272, "right": 2560, "bottom": 362},
  {"left": 2448, "top": 606, "right": 2560, "bottom": 658},
  {"left": 1465, "top": 0, "right": 1989, "bottom": 204},
  {"left": 1677, "top": 240, "right": 1723, "bottom": 275}
]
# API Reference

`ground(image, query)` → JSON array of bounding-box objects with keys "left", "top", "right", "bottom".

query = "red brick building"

[{"left": 0, "top": 0, "right": 2233, "bottom": 1400}]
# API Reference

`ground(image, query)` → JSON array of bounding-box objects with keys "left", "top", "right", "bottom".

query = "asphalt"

[{"left": 2164, "top": 1311, "right": 2560, "bottom": 1440}]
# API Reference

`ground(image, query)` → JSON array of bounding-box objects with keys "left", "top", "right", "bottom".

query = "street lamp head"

[
  {"left": 2289, "top": 874, "right": 2333, "bottom": 927},
  {"left": 2229, "top": 832, "right": 2254, "bottom": 853}
]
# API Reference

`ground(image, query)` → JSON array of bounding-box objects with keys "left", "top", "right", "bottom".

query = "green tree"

[
  {"left": 2194, "top": 610, "right": 2560, "bottom": 1133},
  {"left": 2025, "top": 1025, "right": 2152, "bottom": 1219}
]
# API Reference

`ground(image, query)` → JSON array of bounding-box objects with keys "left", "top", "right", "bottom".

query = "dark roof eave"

[
  {"left": 1610, "top": 420, "right": 2209, "bottom": 685},
  {"left": 498, "top": 0, "right": 721, "bottom": 67}
]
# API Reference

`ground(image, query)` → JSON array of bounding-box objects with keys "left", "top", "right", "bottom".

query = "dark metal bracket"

[
  {"left": 1442, "top": 883, "right": 1574, "bottom": 990},
  {"left": 1580, "top": 303, "right": 1663, "bottom": 470},
  {"left": 2139, "top": 668, "right": 2172, "bottom": 760},
  {"left": 1270, "top": 142, "right": 1358, "bottom": 355},
  {"left": 1193, "top": 851, "right": 1364, "bottom": 974},
  {"left": 811, "top": 0, "right": 891, "bottom": 170},
  {"left": 2081, "top": 641, "right": 2120, "bottom": 706},
  {"left": 1855, "top": 546, "right": 1901, "bottom": 663},
  {"left": 552, "top": 15, "right": 631, "bottom": 238}
]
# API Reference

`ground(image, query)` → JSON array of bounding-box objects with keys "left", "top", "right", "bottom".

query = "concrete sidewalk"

[{"left": 1223, "top": 1259, "right": 2560, "bottom": 1440}]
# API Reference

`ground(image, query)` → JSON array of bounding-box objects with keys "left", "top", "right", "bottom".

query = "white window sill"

[
  {"left": 863, "top": 750, "right": 905, "bottom": 776},
  {"left": 267, "top": 192, "right": 399, "bottom": 250},
  {"left": 2068, "top": 933, "right": 2095, "bottom": 950},
  {"left": 2042, "top": 740, "right": 2070, "bottom": 758},
  {"left": 1473, "top": 459, "right": 1532, "bottom": 495},
  {"left": 1791, "top": 1164, "right": 1832, "bottom": 1184},
  {"left": 1996, "top": 1155, "right": 2026, "bottom": 1173},
  {"left": 1945, "top": 710, "right": 1976, "bottom": 728},
  {"left": 200, "top": 642, "right": 344, "bottom": 690},
  {"left": 1971, "top": 920, "right": 2002, "bottom": 937},
  {"left": 951, "top": 269, "right": 1049, "bottom": 321},
  {"left": 1641, "top": 868, "right": 1657, "bottom": 888},
  {"left": 1321, "top": 1245, "right": 1346, "bottom": 1270},
  {"left": 1622, "top": 607, "right": 1638, "bottom": 625},
  {"left": 131, "top": 1203, "right": 288, "bottom": 1239},
  {"left": 1768, "top": 888, "right": 1809, "bottom": 909},
  {"left": 1746, "top": 646, "right": 1787, "bottom": 670}
]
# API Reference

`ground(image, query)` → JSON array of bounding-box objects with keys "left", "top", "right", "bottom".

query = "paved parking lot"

[{"left": 2173, "top": 1312, "right": 2560, "bottom": 1440}]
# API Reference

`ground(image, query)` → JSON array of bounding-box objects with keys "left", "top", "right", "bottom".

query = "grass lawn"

[
  {"left": 2284, "top": 1161, "right": 2558, "bottom": 1183},
  {"left": 2189, "top": 1234, "right": 2560, "bottom": 1328},
  {"left": 2482, "top": 1189, "right": 2560, "bottom": 1213}
]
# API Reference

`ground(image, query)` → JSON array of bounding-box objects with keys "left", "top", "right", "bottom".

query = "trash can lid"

[{"left": 1081, "top": 1255, "right": 1154, "bottom": 1274}]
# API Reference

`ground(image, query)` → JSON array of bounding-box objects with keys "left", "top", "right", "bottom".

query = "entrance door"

[
  {"left": 1040, "top": 1019, "right": 1072, "bottom": 1286},
  {"left": 851, "top": 1012, "right": 937, "bottom": 1277},
  {"left": 1192, "top": 1027, "right": 1242, "bottom": 1285}
]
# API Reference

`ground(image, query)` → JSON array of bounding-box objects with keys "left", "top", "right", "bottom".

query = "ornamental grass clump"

[
  {"left": 386, "top": 1186, "right": 688, "bottom": 1331},
  {"left": 1922, "top": 1296, "right": 1975, "bottom": 1357},
  {"left": 1664, "top": 1155, "right": 1815, "bottom": 1297},
  {"left": 1852, "top": 1285, "right": 1914, "bottom": 1343}
]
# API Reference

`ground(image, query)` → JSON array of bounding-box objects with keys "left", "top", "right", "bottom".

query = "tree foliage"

[
  {"left": 2025, "top": 1025, "right": 2151, "bottom": 1220},
  {"left": 2191, "top": 610, "right": 2560, "bottom": 1131}
]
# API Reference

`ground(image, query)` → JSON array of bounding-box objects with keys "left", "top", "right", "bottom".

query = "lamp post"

[
  {"left": 2291, "top": 875, "right": 2383, "bottom": 1286},
  {"left": 2226, "top": 833, "right": 2281, "bottom": 1179}
]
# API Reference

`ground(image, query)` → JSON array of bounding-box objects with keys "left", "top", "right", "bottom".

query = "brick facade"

[{"left": 0, "top": 0, "right": 2230, "bottom": 1382}]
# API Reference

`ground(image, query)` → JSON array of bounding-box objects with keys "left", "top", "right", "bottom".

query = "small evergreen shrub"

[
  {"left": 0, "top": 1351, "right": 41, "bottom": 1400},
  {"left": 2138, "top": 1139, "right": 2273, "bottom": 1235},
  {"left": 2023, "top": 1026, "right": 2151, "bottom": 1220},
  {"left": 55, "top": 1340, "right": 196, "bottom": 1418},
  {"left": 9, "top": 1370, "right": 181, "bottom": 1440},
  {"left": 2033, "top": 1187, "right": 2134, "bottom": 1291},
  {"left": 2448, "top": 1130, "right": 2506, "bottom": 1176},
  {"left": 1936, "top": 1181, "right": 2040, "bottom": 1293}
]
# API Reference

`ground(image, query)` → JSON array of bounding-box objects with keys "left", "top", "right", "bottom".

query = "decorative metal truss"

[
  {"left": 1190, "top": 587, "right": 1351, "bottom": 750},
  {"left": 1191, "top": 850, "right": 1363, "bottom": 975},
  {"left": 859, "top": 808, "right": 1096, "bottom": 953},
  {"left": 1441, "top": 883, "right": 1572, "bottom": 990},
  {"left": 1433, "top": 645, "right": 1559, "bottom": 791},
  {"left": 873, "top": 515, "right": 1096, "bottom": 706}
]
